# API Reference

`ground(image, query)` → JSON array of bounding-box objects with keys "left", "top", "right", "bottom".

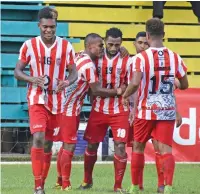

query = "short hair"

[
  {"left": 38, "top": 7, "right": 58, "bottom": 21},
  {"left": 105, "top": 27, "right": 123, "bottom": 39},
  {"left": 84, "top": 33, "right": 102, "bottom": 47},
  {"left": 136, "top": 31, "right": 146, "bottom": 40},
  {"left": 146, "top": 18, "right": 164, "bottom": 37}
]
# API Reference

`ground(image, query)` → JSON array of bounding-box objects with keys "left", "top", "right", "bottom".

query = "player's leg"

[
  {"left": 41, "top": 112, "right": 63, "bottom": 189},
  {"left": 152, "top": 138, "right": 165, "bottom": 193},
  {"left": 41, "top": 140, "right": 53, "bottom": 188},
  {"left": 29, "top": 105, "right": 48, "bottom": 194},
  {"left": 129, "top": 118, "right": 155, "bottom": 194},
  {"left": 79, "top": 110, "right": 108, "bottom": 189},
  {"left": 110, "top": 113, "right": 129, "bottom": 192},
  {"left": 155, "top": 120, "right": 175, "bottom": 194},
  {"left": 60, "top": 115, "right": 80, "bottom": 191},
  {"left": 54, "top": 145, "right": 63, "bottom": 188}
]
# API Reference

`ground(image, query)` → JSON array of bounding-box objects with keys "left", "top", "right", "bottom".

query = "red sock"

[
  {"left": 56, "top": 146, "right": 63, "bottom": 185},
  {"left": 131, "top": 152, "right": 145, "bottom": 185},
  {"left": 61, "top": 149, "right": 73, "bottom": 189},
  {"left": 84, "top": 148, "right": 97, "bottom": 184},
  {"left": 31, "top": 147, "right": 44, "bottom": 189},
  {"left": 41, "top": 152, "right": 52, "bottom": 188},
  {"left": 138, "top": 166, "right": 144, "bottom": 190},
  {"left": 162, "top": 153, "right": 175, "bottom": 186},
  {"left": 113, "top": 154, "right": 127, "bottom": 190},
  {"left": 155, "top": 152, "right": 164, "bottom": 187}
]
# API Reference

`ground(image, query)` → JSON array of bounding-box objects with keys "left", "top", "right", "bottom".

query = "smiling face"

[{"left": 38, "top": 18, "right": 56, "bottom": 41}]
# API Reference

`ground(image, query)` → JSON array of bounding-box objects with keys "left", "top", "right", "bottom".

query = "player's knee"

[
  {"left": 63, "top": 143, "right": 76, "bottom": 152},
  {"left": 33, "top": 132, "right": 45, "bottom": 148},
  {"left": 114, "top": 142, "right": 126, "bottom": 157},
  {"left": 87, "top": 143, "right": 99, "bottom": 152},
  {"left": 44, "top": 140, "right": 53, "bottom": 153},
  {"left": 133, "top": 141, "right": 145, "bottom": 153}
]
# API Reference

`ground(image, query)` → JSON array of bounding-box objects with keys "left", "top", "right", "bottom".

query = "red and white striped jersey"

[
  {"left": 132, "top": 47, "right": 187, "bottom": 120},
  {"left": 63, "top": 53, "right": 98, "bottom": 116},
  {"left": 18, "top": 36, "right": 75, "bottom": 114},
  {"left": 93, "top": 52, "right": 132, "bottom": 114}
]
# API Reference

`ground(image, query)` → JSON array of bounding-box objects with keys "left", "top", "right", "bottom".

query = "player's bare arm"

[
  {"left": 122, "top": 71, "right": 142, "bottom": 105},
  {"left": 177, "top": 75, "right": 189, "bottom": 90},
  {"left": 56, "top": 63, "right": 78, "bottom": 93},
  {"left": 14, "top": 60, "right": 45, "bottom": 88},
  {"left": 89, "top": 82, "right": 124, "bottom": 97}
]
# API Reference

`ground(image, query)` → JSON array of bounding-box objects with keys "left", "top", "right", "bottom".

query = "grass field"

[{"left": 1, "top": 163, "right": 200, "bottom": 194}]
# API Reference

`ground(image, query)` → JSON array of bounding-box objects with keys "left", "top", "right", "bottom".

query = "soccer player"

[
  {"left": 79, "top": 28, "right": 132, "bottom": 193},
  {"left": 123, "top": 18, "right": 188, "bottom": 194},
  {"left": 52, "top": 33, "right": 126, "bottom": 191},
  {"left": 128, "top": 31, "right": 183, "bottom": 193},
  {"left": 14, "top": 7, "right": 78, "bottom": 194}
]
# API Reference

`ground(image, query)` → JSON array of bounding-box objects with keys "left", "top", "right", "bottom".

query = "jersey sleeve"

[
  {"left": 125, "top": 57, "right": 133, "bottom": 85},
  {"left": 132, "top": 55, "right": 144, "bottom": 73},
  {"left": 176, "top": 55, "right": 187, "bottom": 78},
  {"left": 82, "top": 62, "right": 99, "bottom": 84},
  {"left": 66, "top": 42, "right": 76, "bottom": 66},
  {"left": 18, "top": 41, "right": 31, "bottom": 64}
]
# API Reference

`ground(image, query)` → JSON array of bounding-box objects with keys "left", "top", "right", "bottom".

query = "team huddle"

[{"left": 14, "top": 7, "right": 188, "bottom": 194}]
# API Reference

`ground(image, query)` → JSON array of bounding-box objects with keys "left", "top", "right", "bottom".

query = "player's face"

[
  {"left": 134, "top": 36, "right": 149, "bottom": 54},
  {"left": 89, "top": 37, "right": 104, "bottom": 58},
  {"left": 38, "top": 18, "right": 56, "bottom": 41},
  {"left": 105, "top": 36, "right": 122, "bottom": 57}
]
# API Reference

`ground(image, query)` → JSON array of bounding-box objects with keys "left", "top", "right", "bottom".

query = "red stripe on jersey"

[
  {"left": 152, "top": 49, "right": 159, "bottom": 91},
  {"left": 47, "top": 43, "right": 58, "bottom": 112},
  {"left": 31, "top": 38, "right": 42, "bottom": 104},
  {"left": 77, "top": 59, "right": 91, "bottom": 71},
  {"left": 39, "top": 41, "right": 45, "bottom": 75},
  {"left": 109, "top": 55, "right": 119, "bottom": 114},
  {"left": 99, "top": 55, "right": 108, "bottom": 113},
  {"left": 174, "top": 53, "right": 179, "bottom": 77},
  {"left": 20, "top": 43, "right": 28, "bottom": 63},
  {"left": 135, "top": 57, "right": 142, "bottom": 72},
  {"left": 57, "top": 40, "right": 68, "bottom": 113},
  {"left": 72, "top": 84, "right": 89, "bottom": 115},
  {"left": 118, "top": 56, "right": 129, "bottom": 113},
  {"left": 141, "top": 51, "right": 150, "bottom": 119},
  {"left": 69, "top": 49, "right": 75, "bottom": 65},
  {"left": 163, "top": 49, "right": 170, "bottom": 76}
]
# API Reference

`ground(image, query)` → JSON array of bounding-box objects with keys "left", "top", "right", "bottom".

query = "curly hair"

[
  {"left": 105, "top": 27, "right": 123, "bottom": 39},
  {"left": 38, "top": 6, "right": 58, "bottom": 21},
  {"left": 146, "top": 18, "right": 164, "bottom": 37}
]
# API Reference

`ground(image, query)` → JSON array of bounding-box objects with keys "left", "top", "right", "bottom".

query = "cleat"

[
  {"left": 139, "top": 186, "right": 144, "bottom": 192},
  {"left": 127, "top": 185, "right": 140, "bottom": 194},
  {"left": 61, "top": 185, "right": 72, "bottom": 191},
  {"left": 34, "top": 186, "right": 45, "bottom": 194},
  {"left": 157, "top": 185, "right": 165, "bottom": 193},
  {"left": 114, "top": 188, "right": 127, "bottom": 193},
  {"left": 53, "top": 183, "right": 62, "bottom": 189},
  {"left": 78, "top": 182, "right": 93, "bottom": 190},
  {"left": 164, "top": 185, "right": 172, "bottom": 194}
]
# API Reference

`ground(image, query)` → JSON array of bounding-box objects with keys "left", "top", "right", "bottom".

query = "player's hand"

[
  {"left": 176, "top": 111, "right": 182, "bottom": 128},
  {"left": 120, "top": 84, "right": 127, "bottom": 95},
  {"left": 56, "top": 79, "right": 69, "bottom": 93},
  {"left": 30, "top": 76, "right": 45, "bottom": 88},
  {"left": 119, "top": 46, "right": 129, "bottom": 58}
]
